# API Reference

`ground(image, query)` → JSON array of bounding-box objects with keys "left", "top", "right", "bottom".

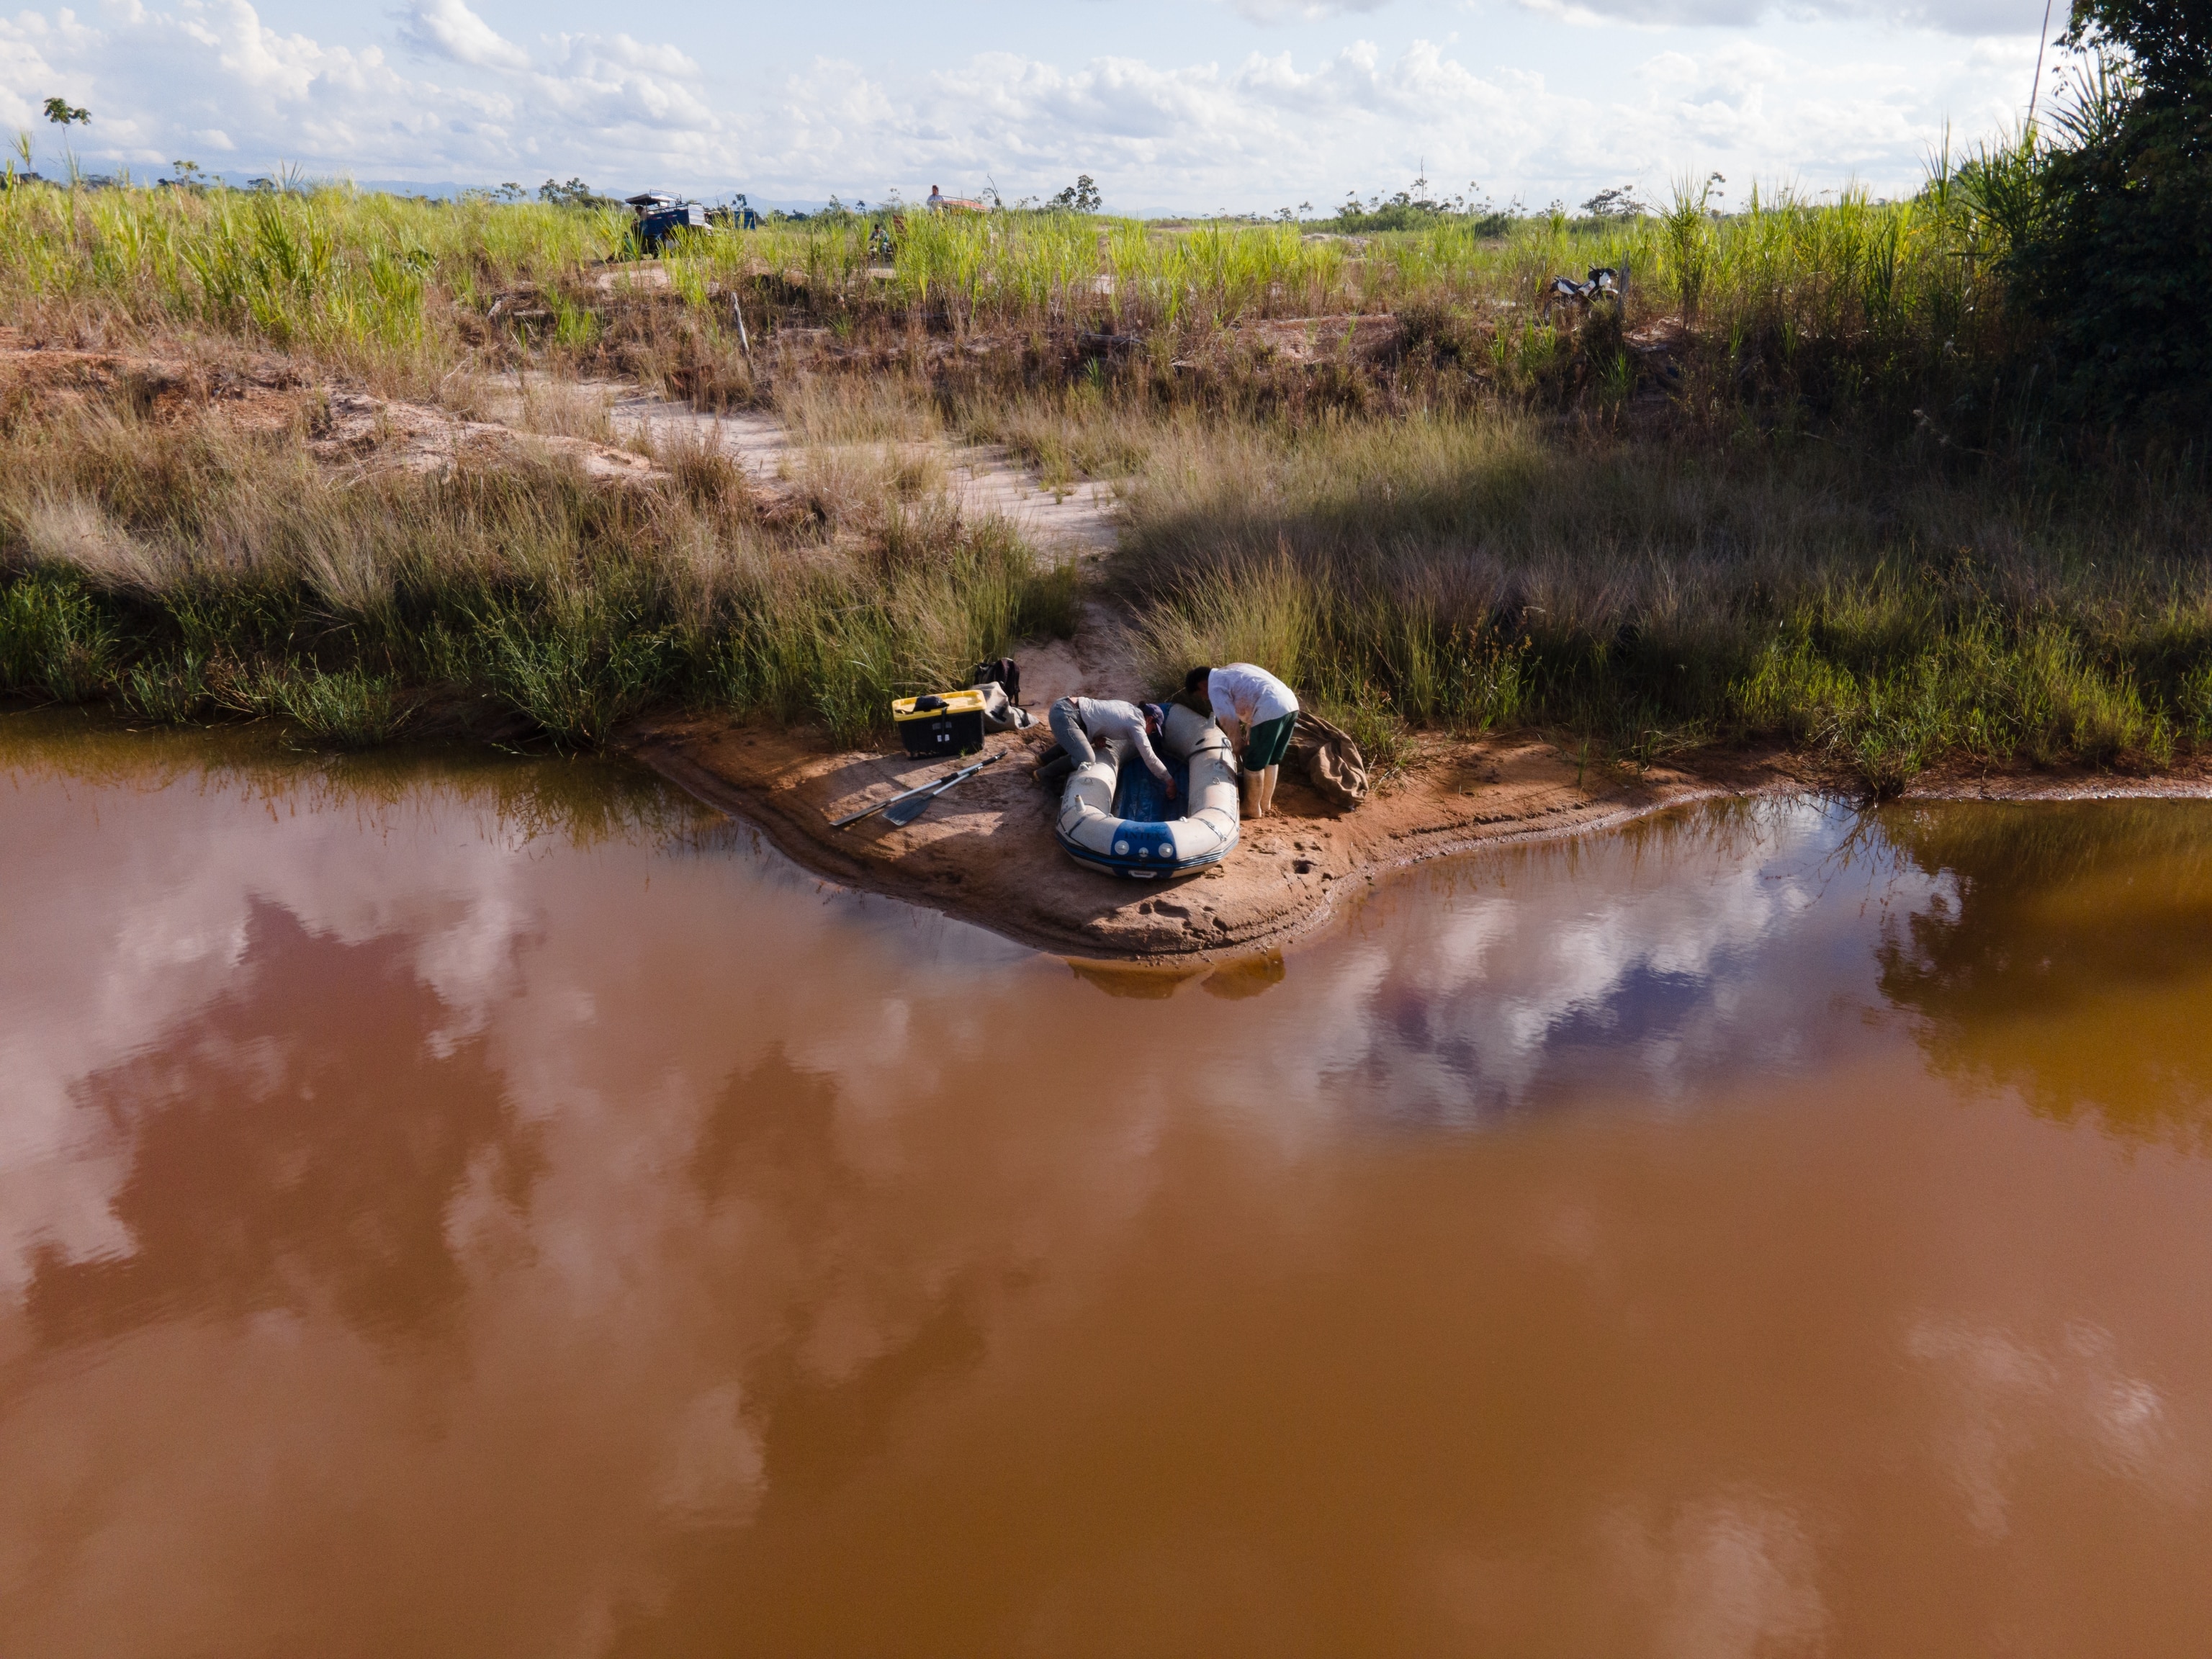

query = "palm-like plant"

[{"left": 42, "top": 96, "right": 90, "bottom": 184}]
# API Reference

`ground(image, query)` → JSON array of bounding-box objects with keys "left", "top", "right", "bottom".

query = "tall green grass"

[
  {"left": 672, "top": 188, "right": 1995, "bottom": 347},
  {"left": 3, "top": 177, "right": 2018, "bottom": 423},
  {"left": 1111, "top": 408, "right": 2212, "bottom": 790},
  {"left": 0, "top": 181, "right": 624, "bottom": 385}
]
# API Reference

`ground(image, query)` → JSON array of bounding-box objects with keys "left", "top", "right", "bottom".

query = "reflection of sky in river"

[
  {"left": 0, "top": 756, "right": 1949, "bottom": 1298},
  {"left": 12, "top": 724, "right": 2212, "bottom": 1658},
  {"left": 1300, "top": 800, "right": 1951, "bottom": 1125}
]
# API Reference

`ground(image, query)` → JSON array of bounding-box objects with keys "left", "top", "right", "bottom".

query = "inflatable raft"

[{"left": 1055, "top": 703, "right": 1240, "bottom": 878}]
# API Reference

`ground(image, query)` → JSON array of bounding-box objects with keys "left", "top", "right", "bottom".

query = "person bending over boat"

[
  {"left": 1184, "top": 663, "right": 1298, "bottom": 818},
  {"left": 1043, "top": 697, "right": 1177, "bottom": 800}
]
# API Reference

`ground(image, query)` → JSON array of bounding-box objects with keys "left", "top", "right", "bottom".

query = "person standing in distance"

[{"left": 1184, "top": 663, "right": 1298, "bottom": 819}]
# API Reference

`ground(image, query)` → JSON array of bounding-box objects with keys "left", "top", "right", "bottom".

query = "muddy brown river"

[{"left": 6, "top": 709, "right": 2212, "bottom": 1658}]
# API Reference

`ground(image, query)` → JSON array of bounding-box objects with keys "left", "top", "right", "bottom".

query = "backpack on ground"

[{"left": 971, "top": 657, "right": 1021, "bottom": 708}]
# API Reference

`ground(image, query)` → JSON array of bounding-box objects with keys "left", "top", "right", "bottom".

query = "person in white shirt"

[
  {"left": 1184, "top": 662, "right": 1298, "bottom": 818},
  {"left": 1045, "top": 697, "right": 1177, "bottom": 800}
]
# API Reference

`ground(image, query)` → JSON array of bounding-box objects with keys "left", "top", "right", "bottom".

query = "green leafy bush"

[{"left": 2002, "top": 0, "right": 2212, "bottom": 416}]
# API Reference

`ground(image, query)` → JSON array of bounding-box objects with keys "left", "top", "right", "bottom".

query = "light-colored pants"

[{"left": 1048, "top": 698, "right": 1096, "bottom": 768}]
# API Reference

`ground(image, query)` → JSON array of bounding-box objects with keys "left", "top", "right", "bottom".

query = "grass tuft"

[
  {"left": 0, "top": 399, "right": 1076, "bottom": 752},
  {"left": 268, "top": 665, "right": 418, "bottom": 750},
  {"left": 0, "top": 571, "right": 119, "bottom": 703}
]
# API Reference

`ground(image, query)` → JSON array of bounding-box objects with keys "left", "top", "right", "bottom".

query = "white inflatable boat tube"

[{"left": 1054, "top": 702, "right": 1240, "bottom": 878}]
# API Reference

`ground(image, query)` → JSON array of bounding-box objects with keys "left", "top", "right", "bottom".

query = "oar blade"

[
  {"left": 881, "top": 788, "right": 941, "bottom": 828},
  {"left": 855, "top": 748, "right": 1004, "bottom": 831}
]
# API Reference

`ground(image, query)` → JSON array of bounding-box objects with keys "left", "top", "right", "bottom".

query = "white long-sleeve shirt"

[
  {"left": 1205, "top": 664, "right": 1298, "bottom": 730},
  {"left": 1073, "top": 698, "right": 1172, "bottom": 784}
]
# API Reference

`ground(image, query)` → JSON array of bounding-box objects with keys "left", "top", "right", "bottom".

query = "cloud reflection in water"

[
  {"left": 11, "top": 725, "right": 2212, "bottom": 1658},
  {"left": 1316, "top": 799, "right": 1948, "bottom": 1125}
]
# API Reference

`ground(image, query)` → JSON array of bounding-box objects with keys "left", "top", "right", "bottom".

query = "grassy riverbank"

[
  {"left": 0, "top": 396, "right": 1076, "bottom": 748},
  {"left": 1107, "top": 412, "right": 2212, "bottom": 789},
  {"left": 3, "top": 162, "right": 2209, "bottom": 789}
]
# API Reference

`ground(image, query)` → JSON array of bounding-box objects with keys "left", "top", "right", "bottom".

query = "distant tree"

[
  {"left": 1330, "top": 174, "right": 1505, "bottom": 233},
  {"left": 1579, "top": 184, "right": 1650, "bottom": 219},
  {"left": 1048, "top": 173, "right": 1102, "bottom": 212},
  {"left": 539, "top": 176, "right": 615, "bottom": 209},
  {"left": 494, "top": 181, "right": 524, "bottom": 202},
  {"left": 170, "top": 158, "right": 205, "bottom": 186},
  {"left": 41, "top": 95, "right": 89, "bottom": 182}
]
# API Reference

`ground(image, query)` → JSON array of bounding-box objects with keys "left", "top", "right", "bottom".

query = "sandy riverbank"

[
  {"left": 623, "top": 716, "right": 2212, "bottom": 964},
  {"left": 625, "top": 709, "right": 1768, "bottom": 963}
]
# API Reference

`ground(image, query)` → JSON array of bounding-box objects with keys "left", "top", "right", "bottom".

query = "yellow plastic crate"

[{"left": 892, "top": 688, "right": 987, "bottom": 757}]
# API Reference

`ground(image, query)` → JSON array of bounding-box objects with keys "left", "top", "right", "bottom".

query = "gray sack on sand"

[
  {"left": 1289, "top": 710, "right": 1367, "bottom": 807},
  {"left": 976, "top": 680, "right": 1034, "bottom": 732}
]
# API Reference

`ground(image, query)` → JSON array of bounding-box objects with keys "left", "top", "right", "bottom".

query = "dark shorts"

[{"left": 1241, "top": 711, "right": 1296, "bottom": 771}]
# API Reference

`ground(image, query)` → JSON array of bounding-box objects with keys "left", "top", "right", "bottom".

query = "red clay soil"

[
  {"left": 0, "top": 329, "right": 309, "bottom": 431},
  {"left": 1896, "top": 759, "right": 2212, "bottom": 801}
]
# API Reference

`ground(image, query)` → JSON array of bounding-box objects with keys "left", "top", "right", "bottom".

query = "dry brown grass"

[
  {"left": 512, "top": 376, "right": 615, "bottom": 441},
  {"left": 0, "top": 379, "right": 1078, "bottom": 747},
  {"left": 1091, "top": 397, "right": 2212, "bottom": 783},
  {"left": 776, "top": 369, "right": 943, "bottom": 445}
]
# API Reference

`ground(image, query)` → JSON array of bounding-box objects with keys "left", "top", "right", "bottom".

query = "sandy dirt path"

[{"left": 598, "top": 390, "right": 1120, "bottom": 567}]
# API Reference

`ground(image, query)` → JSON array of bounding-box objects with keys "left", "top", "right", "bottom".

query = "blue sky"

[{"left": 2, "top": 0, "right": 2055, "bottom": 212}]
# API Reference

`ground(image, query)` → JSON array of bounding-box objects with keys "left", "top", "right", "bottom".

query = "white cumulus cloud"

[
  {"left": 1515, "top": 0, "right": 2054, "bottom": 32},
  {"left": 398, "top": 0, "right": 530, "bottom": 72},
  {"left": 0, "top": 0, "right": 2041, "bottom": 205}
]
